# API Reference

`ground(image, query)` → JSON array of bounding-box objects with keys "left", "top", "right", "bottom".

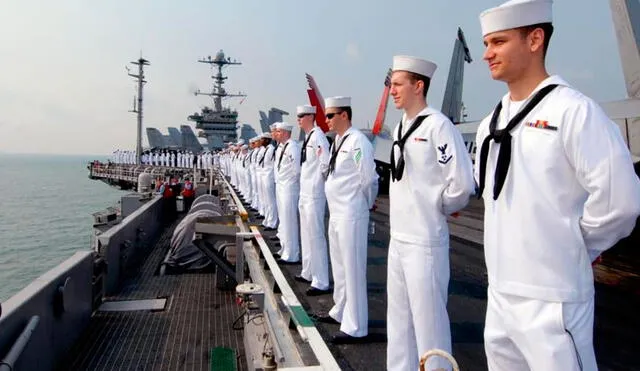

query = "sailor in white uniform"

[
  {"left": 386, "top": 56, "right": 475, "bottom": 371},
  {"left": 250, "top": 137, "right": 261, "bottom": 212},
  {"left": 262, "top": 127, "right": 279, "bottom": 230},
  {"left": 244, "top": 139, "right": 256, "bottom": 206},
  {"left": 231, "top": 140, "right": 244, "bottom": 187},
  {"left": 254, "top": 134, "right": 269, "bottom": 218},
  {"left": 296, "top": 104, "right": 331, "bottom": 295},
  {"left": 251, "top": 137, "right": 265, "bottom": 215},
  {"left": 476, "top": 1, "right": 640, "bottom": 370},
  {"left": 317, "top": 96, "right": 378, "bottom": 343},
  {"left": 240, "top": 145, "right": 250, "bottom": 198},
  {"left": 274, "top": 122, "right": 301, "bottom": 263}
]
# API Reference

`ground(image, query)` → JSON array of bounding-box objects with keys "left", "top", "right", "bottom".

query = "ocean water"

[{"left": 0, "top": 154, "right": 124, "bottom": 302}]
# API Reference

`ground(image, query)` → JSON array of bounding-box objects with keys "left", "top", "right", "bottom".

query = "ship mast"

[
  {"left": 128, "top": 56, "right": 150, "bottom": 165},
  {"left": 195, "top": 50, "right": 246, "bottom": 111}
]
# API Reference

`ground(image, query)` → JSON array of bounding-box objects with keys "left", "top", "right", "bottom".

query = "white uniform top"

[
  {"left": 325, "top": 126, "right": 379, "bottom": 218},
  {"left": 261, "top": 145, "right": 276, "bottom": 175},
  {"left": 276, "top": 138, "right": 301, "bottom": 188},
  {"left": 251, "top": 148, "right": 260, "bottom": 167},
  {"left": 475, "top": 75, "right": 640, "bottom": 302},
  {"left": 390, "top": 106, "right": 475, "bottom": 246},
  {"left": 273, "top": 144, "right": 282, "bottom": 183},
  {"left": 254, "top": 146, "right": 267, "bottom": 173},
  {"left": 300, "top": 127, "right": 331, "bottom": 198}
]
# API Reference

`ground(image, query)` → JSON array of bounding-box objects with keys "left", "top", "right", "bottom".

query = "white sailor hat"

[
  {"left": 480, "top": 0, "right": 553, "bottom": 37},
  {"left": 392, "top": 55, "right": 437, "bottom": 79},
  {"left": 261, "top": 132, "right": 272, "bottom": 139},
  {"left": 275, "top": 122, "right": 294, "bottom": 131},
  {"left": 325, "top": 96, "right": 351, "bottom": 109},
  {"left": 241, "top": 144, "right": 248, "bottom": 149},
  {"left": 269, "top": 123, "right": 278, "bottom": 130},
  {"left": 296, "top": 105, "right": 316, "bottom": 115},
  {"left": 237, "top": 139, "right": 245, "bottom": 145}
]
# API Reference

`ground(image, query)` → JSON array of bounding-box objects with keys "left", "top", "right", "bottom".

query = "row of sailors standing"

[
  {"left": 110, "top": 149, "right": 219, "bottom": 169},
  {"left": 221, "top": 0, "right": 640, "bottom": 368},
  {"left": 110, "top": 150, "right": 137, "bottom": 165},
  {"left": 140, "top": 150, "right": 217, "bottom": 170},
  {"left": 385, "top": 1, "right": 639, "bottom": 370},
  {"left": 220, "top": 97, "right": 379, "bottom": 346}
]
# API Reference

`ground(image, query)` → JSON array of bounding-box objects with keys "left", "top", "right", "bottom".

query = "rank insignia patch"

[{"left": 437, "top": 143, "right": 453, "bottom": 164}]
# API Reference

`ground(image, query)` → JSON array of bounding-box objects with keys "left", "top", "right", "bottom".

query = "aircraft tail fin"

[
  {"left": 146, "top": 127, "right": 166, "bottom": 149},
  {"left": 610, "top": 0, "right": 640, "bottom": 98}
]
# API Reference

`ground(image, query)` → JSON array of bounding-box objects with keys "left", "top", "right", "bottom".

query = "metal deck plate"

[{"left": 98, "top": 298, "right": 167, "bottom": 312}]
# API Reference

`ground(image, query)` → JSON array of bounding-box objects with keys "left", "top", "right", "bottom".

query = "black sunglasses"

[
  {"left": 325, "top": 111, "right": 343, "bottom": 120},
  {"left": 297, "top": 113, "right": 312, "bottom": 118}
]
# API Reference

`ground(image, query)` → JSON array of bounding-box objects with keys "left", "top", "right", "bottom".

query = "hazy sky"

[{"left": 0, "top": 0, "right": 628, "bottom": 155}]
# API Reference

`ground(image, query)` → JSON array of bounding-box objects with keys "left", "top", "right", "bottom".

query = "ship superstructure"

[{"left": 188, "top": 50, "right": 246, "bottom": 149}]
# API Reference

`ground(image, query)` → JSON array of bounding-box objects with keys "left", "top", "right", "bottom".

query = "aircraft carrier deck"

[{"left": 60, "top": 167, "right": 640, "bottom": 370}]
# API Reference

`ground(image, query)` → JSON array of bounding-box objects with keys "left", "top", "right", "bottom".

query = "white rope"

[{"left": 419, "top": 349, "right": 460, "bottom": 371}]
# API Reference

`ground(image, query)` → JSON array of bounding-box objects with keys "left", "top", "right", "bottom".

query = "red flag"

[
  {"left": 307, "top": 89, "right": 328, "bottom": 132},
  {"left": 372, "top": 69, "right": 392, "bottom": 136},
  {"left": 305, "top": 73, "right": 329, "bottom": 132}
]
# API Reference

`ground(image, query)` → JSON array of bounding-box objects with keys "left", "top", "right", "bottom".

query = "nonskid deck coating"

[
  {"left": 61, "top": 190, "right": 640, "bottom": 371},
  {"left": 60, "top": 217, "right": 247, "bottom": 371}
]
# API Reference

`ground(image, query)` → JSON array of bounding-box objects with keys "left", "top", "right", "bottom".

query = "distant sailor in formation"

[
  {"left": 387, "top": 55, "right": 475, "bottom": 371},
  {"left": 239, "top": 144, "right": 250, "bottom": 197},
  {"left": 261, "top": 126, "right": 279, "bottom": 231},
  {"left": 242, "top": 139, "right": 255, "bottom": 206},
  {"left": 250, "top": 137, "right": 262, "bottom": 213},
  {"left": 475, "top": 0, "right": 640, "bottom": 370},
  {"left": 255, "top": 133, "right": 273, "bottom": 222},
  {"left": 296, "top": 104, "right": 331, "bottom": 295},
  {"left": 251, "top": 135, "right": 266, "bottom": 217},
  {"left": 273, "top": 122, "right": 301, "bottom": 263},
  {"left": 315, "top": 96, "right": 379, "bottom": 344}
]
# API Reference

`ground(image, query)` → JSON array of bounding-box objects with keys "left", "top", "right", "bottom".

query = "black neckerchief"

[
  {"left": 242, "top": 153, "right": 249, "bottom": 168},
  {"left": 277, "top": 142, "right": 290, "bottom": 171},
  {"left": 259, "top": 146, "right": 269, "bottom": 167},
  {"left": 300, "top": 129, "right": 316, "bottom": 165},
  {"left": 327, "top": 133, "right": 351, "bottom": 177},
  {"left": 478, "top": 84, "right": 558, "bottom": 200},
  {"left": 390, "top": 114, "right": 430, "bottom": 182}
]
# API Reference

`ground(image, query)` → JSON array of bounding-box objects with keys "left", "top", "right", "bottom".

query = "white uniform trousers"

[
  {"left": 232, "top": 164, "right": 239, "bottom": 188},
  {"left": 298, "top": 195, "right": 330, "bottom": 290},
  {"left": 485, "top": 287, "right": 597, "bottom": 371},
  {"left": 251, "top": 169, "right": 260, "bottom": 211},
  {"left": 257, "top": 172, "right": 265, "bottom": 216},
  {"left": 386, "top": 238, "right": 451, "bottom": 371},
  {"left": 249, "top": 169, "right": 256, "bottom": 207},
  {"left": 234, "top": 166, "right": 240, "bottom": 190},
  {"left": 232, "top": 165, "right": 238, "bottom": 187},
  {"left": 328, "top": 216, "right": 368, "bottom": 337},
  {"left": 244, "top": 170, "right": 253, "bottom": 203},
  {"left": 238, "top": 168, "right": 246, "bottom": 196},
  {"left": 276, "top": 187, "right": 300, "bottom": 262},
  {"left": 262, "top": 175, "right": 278, "bottom": 229}
]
